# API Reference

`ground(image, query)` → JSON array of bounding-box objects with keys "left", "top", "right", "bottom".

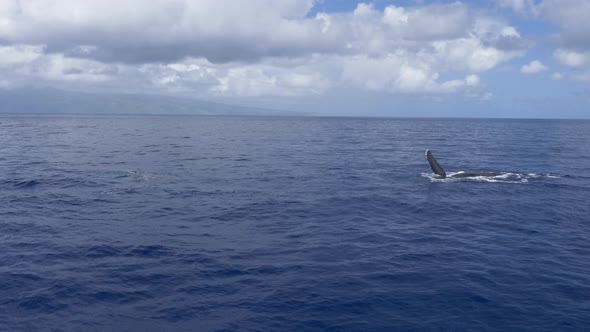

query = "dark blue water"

[{"left": 1, "top": 115, "right": 589, "bottom": 331}]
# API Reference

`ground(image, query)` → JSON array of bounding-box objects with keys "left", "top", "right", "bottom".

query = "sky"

[{"left": 0, "top": 0, "right": 589, "bottom": 118}]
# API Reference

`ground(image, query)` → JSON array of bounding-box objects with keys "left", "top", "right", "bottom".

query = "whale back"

[{"left": 425, "top": 149, "right": 446, "bottom": 178}]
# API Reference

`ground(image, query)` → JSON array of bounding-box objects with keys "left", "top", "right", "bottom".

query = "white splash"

[{"left": 421, "top": 172, "right": 561, "bottom": 184}]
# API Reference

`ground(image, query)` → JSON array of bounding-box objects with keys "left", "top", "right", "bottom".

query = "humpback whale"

[{"left": 426, "top": 149, "right": 500, "bottom": 179}]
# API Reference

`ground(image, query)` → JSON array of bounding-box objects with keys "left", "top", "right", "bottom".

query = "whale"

[{"left": 425, "top": 149, "right": 500, "bottom": 179}]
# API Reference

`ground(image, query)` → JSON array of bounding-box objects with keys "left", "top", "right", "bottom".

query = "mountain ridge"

[{"left": 0, "top": 88, "right": 303, "bottom": 116}]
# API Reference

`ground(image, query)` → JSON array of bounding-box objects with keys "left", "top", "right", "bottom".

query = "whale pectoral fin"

[{"left": 426, "top": 149, "right": 446, "bottom": 178}]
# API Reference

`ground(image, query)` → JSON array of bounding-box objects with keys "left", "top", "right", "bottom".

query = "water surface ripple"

[{"left": 1, "top": 115, "right": 589, "bottom": 331}]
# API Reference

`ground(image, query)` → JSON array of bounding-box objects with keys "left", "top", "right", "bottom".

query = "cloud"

[
  {"left": 0, "top": 0, "right": 322, "bottom": 63},
  {"left": 381, "top": 2, "right": 471, "bottom": 41},
  {"left": 541, "top": 0, "right": 590, "bottom": 85},
  {"left": 520, "top": 60, "right": 547, "bottom": 74},
  {"left": 0, "top": 1, "right": 529, "bottom": 98},
  {"left": 494, "top": 0, "right": 540, "bottom": 16},
  {"left": 542, "top": 0, "right": 590, "bottom": 51},
  {"left": 0, "top": 1, "right": 526, "bottom": 64},
  {"left": 340, "top": 54, "right": 458, "bottom": 94},
  {"left": 553, "top": 49, "right": 590, "bottom": 68},
  {"left": 0, "top": 44, "right": 43, "bottom": 65},
  {"left": 551, "top": 72, "right": 563, "bottom": 80},
  {"left": 537, "top": 0, "right": 590, "bottom": 73}
]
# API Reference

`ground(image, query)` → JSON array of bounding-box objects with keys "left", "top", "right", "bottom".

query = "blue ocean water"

[{"left": 0, "top": 115, "right": 589, "bottom": 331}]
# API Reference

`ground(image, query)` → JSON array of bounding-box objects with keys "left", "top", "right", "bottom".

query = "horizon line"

[{"left": 0, "top": 112, "right": 588, "bottom": 121}]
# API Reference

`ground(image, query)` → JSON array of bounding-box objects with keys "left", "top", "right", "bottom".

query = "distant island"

[{"left": 0, "top": 88, "right": 304, "bottom": 116}]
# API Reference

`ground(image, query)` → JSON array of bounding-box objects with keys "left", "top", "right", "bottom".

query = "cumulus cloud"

[
  {"left": 553, "top": 49, "right": 590, "bottom": 68},
  {"left": 542, "top": 0, "right": 590, "bottom": 69},
  {"left": 520, "top": 60, "right": 547, "bottom": 74},
  {"left": 0, "top": 1, "right": 529, "bottom": 98},
  {"left": 0, "top": 0, "right": 323, "bottom": 63},
  {"left": 381, "top": 2, "right": 471, "bottom": 41}
]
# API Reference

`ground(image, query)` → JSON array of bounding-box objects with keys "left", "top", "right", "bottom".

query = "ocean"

[{"left": 1, "top": 115, "right": 589, "bottom": 331}]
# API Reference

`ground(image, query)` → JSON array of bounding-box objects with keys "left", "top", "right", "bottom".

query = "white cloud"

[
  {"left": 432, "top": 37, "right": 519, "bottom": 73},
  {"left": 382, "top": 6, "right": 409, "bottom": 26},
  {"left": 0, "top": 45, "right": 44, "bottom": 66},
  {"left": 0, "top": 1, "right": 525, "bottom": 63},
  {"left": 551, "top": 72, "right": 563, "bottom": 80},
  {"left": 39, "top": 55, "right": 115, "bottom": 82},
  {"left": 553, "top": 49, "right": 590, "bottom": 68},
  {"left": 501, "top": 26, "right": 521, "bottom": 38},
  {"left": 0, "top": 1, "right": 529, "bottom": 98},
  {"left": 520, "top": 60, "right": 547, "bottom": 74},
  {"left": 0, "top": 0, "right": 323, "bottom": 63},
  {"left": 211, "top": 65, "right": 330, "bottom": 97},
  {"left": 465, "top": 74, "right": 481, "bottom": 86},
  {"left": 382, "top": 2, "right": 471, "bottom": 40},
  {"left": 541, "top": 0, "right": 590, "bottom": 75},
  {"left": 338, "top": 54, "right": 485, "bottom": 96}
]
